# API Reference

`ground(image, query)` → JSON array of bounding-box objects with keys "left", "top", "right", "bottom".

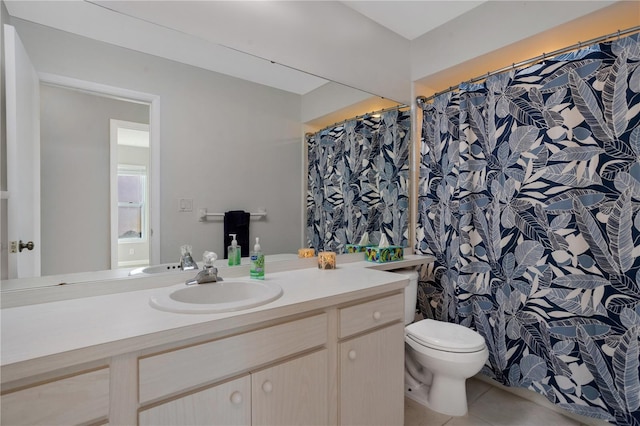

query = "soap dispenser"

[
  {"left": 250, "top": 237, "right": 265, "bottom": 280},
  {"left": 228, "top": 234, "right": 241, "bottom": 266}
]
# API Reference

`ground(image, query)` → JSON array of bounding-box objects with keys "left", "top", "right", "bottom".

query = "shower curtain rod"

[
  {"left": 307, "top": 103, "right": 410, "bottom": 137},
  {"left": 416, "top": 25, "right": 640, "bottom": 106}
]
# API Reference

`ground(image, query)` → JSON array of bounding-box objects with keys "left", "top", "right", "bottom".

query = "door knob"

[
  {"left": 19, "top": 240, "right": 34, "bottom": 252},
  {"left": 230, "top": 391, "right": 243, "bottom": 404}
]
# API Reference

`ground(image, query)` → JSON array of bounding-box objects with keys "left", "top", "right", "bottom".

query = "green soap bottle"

[
  {"left": 228, "top": 234, "right": 241, "bottom": 266},
  {"left": 250, "top": 237, "right": 265, "bottom": 279}
]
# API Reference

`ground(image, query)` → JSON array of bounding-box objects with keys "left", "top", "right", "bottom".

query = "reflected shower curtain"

[
  {"left": 416, "top": 34, "right": 640, "bottom": 424},
  {"left": 307, "top": 109, "right": 410, "bottom": 252}
]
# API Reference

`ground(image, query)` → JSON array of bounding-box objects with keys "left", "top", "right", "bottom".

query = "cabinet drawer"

[
  {"left": 139, "top": 313, "right": 327, "bottom": 403},
  {"left": 0, "top": 368, "right": 110, "bottom": 425},
  {"left": 339, "top": 293, "right": 403, "bottom": 338}
]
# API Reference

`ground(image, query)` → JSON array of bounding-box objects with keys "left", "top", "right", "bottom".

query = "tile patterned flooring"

[{"left": 404, "top": 377, "right": 609, "bottom": 426}]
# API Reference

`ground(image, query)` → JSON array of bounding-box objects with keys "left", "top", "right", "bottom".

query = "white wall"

[
  {"left": 410, "top": 1, "right": 617, "bottom": 84},
  {"left": 13, "top": 18, "right": 304, "bottom": 267}
]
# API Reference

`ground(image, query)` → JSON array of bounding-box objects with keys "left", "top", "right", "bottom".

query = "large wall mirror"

[{"left": 1, "top": 1, "right": 400, "bottom": 290}]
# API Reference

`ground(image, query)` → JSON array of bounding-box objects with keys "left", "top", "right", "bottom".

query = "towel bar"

[{"left": 199, "top": 208, "right": 267, "bottom": 222}]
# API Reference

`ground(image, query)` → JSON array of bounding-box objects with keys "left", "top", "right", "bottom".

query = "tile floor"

[{"left": 404, "top": 377, "right": 608, "bottom": 426}]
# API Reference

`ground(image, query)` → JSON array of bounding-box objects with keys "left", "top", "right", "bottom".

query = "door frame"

[{"left": 38, "top": 73, "right": 161, "bottom": 267}]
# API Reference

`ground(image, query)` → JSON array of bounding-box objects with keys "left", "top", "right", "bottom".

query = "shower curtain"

[
  {"left": 307, "top": 109, "right": 411, "bottom": 252},
  {"left": 416, "top": 33, "right": 640, "bottom": 424}
]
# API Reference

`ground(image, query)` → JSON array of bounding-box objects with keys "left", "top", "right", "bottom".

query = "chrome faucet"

[
  {"left": 186, "top": 251, "right": 221, "bottom": 285},
  {"left": 179, "top": 245, "right": 198, "bottom": 271}
]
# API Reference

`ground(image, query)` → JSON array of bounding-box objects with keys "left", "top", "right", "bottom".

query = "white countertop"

[{"left": 1, "top": 256, "right": 433, "bottom": 384}]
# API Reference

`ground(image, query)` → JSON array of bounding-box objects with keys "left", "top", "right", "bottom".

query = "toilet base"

[
  {"left": 404, "top": 368, "right": 470, "bottom": 416},
  {"left": 404, "top": 373, "right": 430, "bottom": 407}
]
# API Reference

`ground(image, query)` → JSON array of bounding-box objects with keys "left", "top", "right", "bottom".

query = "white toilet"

[{"left": 397, "top": 268, "right": 489, "bottom": 416}]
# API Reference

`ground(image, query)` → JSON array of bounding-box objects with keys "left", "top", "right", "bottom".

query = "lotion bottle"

[
  {"left": 228, "top": 234, "right": 241, "bottom": 266},
  {"left": 250, "top": 237, "right": 265, "bottom": 279}
]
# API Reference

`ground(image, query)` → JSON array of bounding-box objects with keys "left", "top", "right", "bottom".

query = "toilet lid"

[{"left": 405, "top": 319, "right": 486, "bottom": 353}]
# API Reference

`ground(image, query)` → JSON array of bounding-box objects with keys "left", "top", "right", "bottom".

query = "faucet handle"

[{"left": 203, "top": 251, "right": 218, "bottom": 268}]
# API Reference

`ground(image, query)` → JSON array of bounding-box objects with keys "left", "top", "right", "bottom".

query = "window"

[{"left": 118, "top": 165, "right": 147, "bottom": 241}]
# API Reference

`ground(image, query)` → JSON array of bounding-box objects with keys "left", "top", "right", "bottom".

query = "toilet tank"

[{"left": 392, "top": 268, "right": 419, "bottom": 325}]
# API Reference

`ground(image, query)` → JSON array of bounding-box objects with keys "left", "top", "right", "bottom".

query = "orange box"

[{"left": 318, "top": 252, "right": 336, "bottom": 269}]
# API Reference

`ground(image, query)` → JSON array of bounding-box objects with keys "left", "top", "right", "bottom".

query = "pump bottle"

[
  {"left": 250, "top": 237, "right": 265, "bottom": 279},
  {"left": 228, "top": 234, "right": 241, "bottom": 266}
]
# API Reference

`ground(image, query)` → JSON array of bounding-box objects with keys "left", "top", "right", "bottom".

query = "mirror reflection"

[{"left": 1, "top": 2, "right": 399, "bottom": 290}]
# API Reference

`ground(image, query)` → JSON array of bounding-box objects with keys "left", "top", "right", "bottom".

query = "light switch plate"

[{"left": 178, "top": 198, "right": 193, "bottom": 212}]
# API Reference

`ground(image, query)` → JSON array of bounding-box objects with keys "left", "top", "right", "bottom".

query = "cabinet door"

[
  {"left": 138, "top": 375, "right": 250, "bottom": 426},
  {"left": 0, "top": 368, "right": 109, "bottom": 426},
  {"left": 339, "top": 322, "right": 404, "bottom": 426},
  {"left": 252, "top": 349, "right": 328, "bottom": 426}
]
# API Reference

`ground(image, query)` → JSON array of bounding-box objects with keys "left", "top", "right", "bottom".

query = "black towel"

[{"left": 224, "top": 210, "right": 251, "bottom": 258}]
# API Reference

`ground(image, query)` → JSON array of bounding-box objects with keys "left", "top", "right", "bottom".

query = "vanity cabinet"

[
  {"left": 139, "top": 349, "right": 328, "bottom": 426},
  {"left": 136, "top": 293, "right": 405, "bottom": 426},
  {"left": 137, "top": 313, "right": 328, "bottom": 426},
  {"left": 338, "top": 293, "right": 405, "bottom": 426},
  {"left": 1, "top": 267, "right": 411, "bottom": 426}
]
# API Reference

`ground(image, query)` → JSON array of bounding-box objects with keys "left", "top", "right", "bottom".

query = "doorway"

[
  {"left": 111, "top": 119, "right": 151, "bottom": 268},
  {"left": 39, "top": 85, "right": 153, "bottom": 275},
  {"left": 37, "top": 74, "right": 160, "bottom": 276}
]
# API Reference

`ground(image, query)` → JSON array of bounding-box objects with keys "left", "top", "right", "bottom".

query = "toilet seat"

[{"left": 405, "top": 319, "right": 486, "bottom": 353}]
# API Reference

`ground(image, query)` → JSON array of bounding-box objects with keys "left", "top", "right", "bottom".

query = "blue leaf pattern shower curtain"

[
  {"left": 307, "top": 109, "right": 411, "bottom": 252},
  {"left": 416, "top": 34, "right": 640, "bottom": 424}
]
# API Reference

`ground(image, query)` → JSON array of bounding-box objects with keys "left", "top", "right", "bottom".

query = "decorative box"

[
  {"left": 365, "top": 246, "right": 404, "bottom": 263},
  {"left": 345, "top": 244, "right": 373, "bottom": 253},
  {"left": 318, "top": 252, "right": 336, "bottom": 269},
  {"left": 298, "top": 248, "right": 315, "bottom": 258}
]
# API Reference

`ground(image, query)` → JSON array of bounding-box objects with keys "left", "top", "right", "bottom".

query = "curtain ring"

[{"left": 617, "top": 30, "right": 621, "bottom": 40}]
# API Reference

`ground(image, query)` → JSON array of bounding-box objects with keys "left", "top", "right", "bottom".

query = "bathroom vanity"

[{"left": 0, "top": 255, "right": 431, "bottom": 425}]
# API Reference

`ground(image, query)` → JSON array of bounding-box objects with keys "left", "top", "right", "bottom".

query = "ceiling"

[
  {"left": 5, "top": 1, "right": 485, "bottom": 96},
  {"left": 341, "top": 1, "right": 485, "bottom": 41}
]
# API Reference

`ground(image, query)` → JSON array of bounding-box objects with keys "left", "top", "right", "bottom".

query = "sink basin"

[
  {"left": 149, "top": 279, "right": 283, "bottom": 314},
  {"left": 129, "top": 263, "right": 183, "bottom": 275}
]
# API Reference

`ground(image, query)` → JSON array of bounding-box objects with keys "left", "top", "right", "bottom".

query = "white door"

[{"left": 5, "top": 24, "right": 41, "bottom": 278}]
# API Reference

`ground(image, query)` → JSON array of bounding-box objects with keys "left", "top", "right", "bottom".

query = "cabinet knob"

[
  {"left": 372, "top": 311, "right": 381, "bottom": 321},
  {"left": 230, "top": 391, "right": 243, "bottom": 405},
  {"left": 262, "top": 380, "right": 273, "bottom": 393},
  {"left": 348, "top": 349, "right": 357, "bottom": 360}
]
